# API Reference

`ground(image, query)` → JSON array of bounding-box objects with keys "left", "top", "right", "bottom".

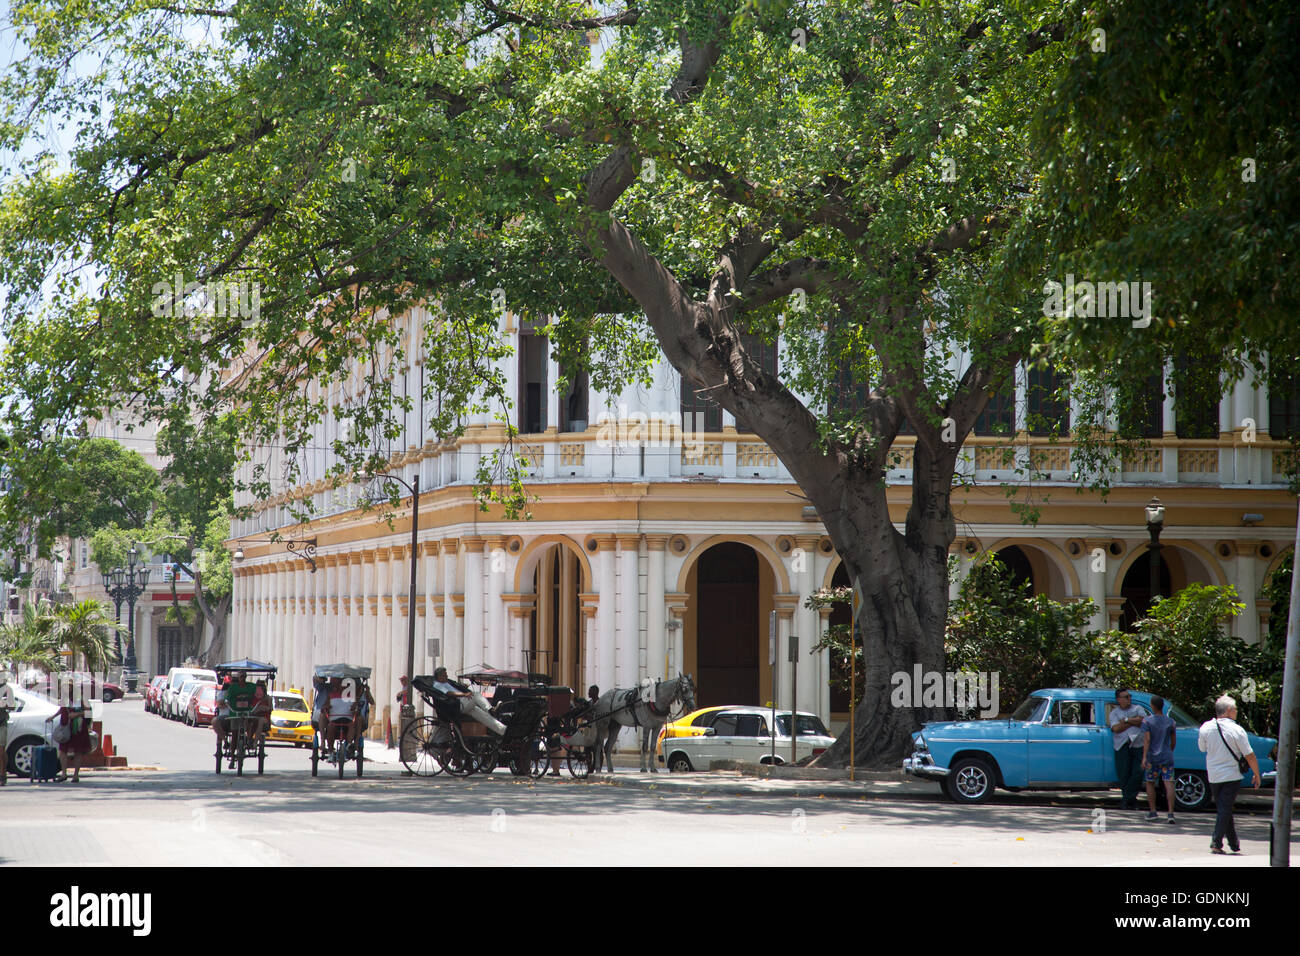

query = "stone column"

[
  {"left": 645, "top": 535, "right": 668, "bottom": 679},
  {"left": 484, "top": 535, "right": 507, "bottom": 667},
  {"left": 360, "top": 550, "right": 378, "bottom": 683},
  {"left": 1234, "top": 541, "right": 1261, "bottom": 644},
  {"left": 1083, "top": 539, "right": 1111, "bottom": 634},
  {"left": 463, "top": 537, "right": 486, "bottom": 667},
  {"left": 580, "top": 595, "right": 600, "bottom": 691},
  {"left": 442, "top": 538, "right": 461, "bottom": 675},
  {"left": 595, "top": 535, "right": 617, "bottom": 691},
  {"left": 794, "top": 536, "right": 821, "bottom": 712},
  {"left": 616, "top": 534, "right": 641, "bottom": 684},
  {"left": 343, "top": 553, "right": 360, "bottom": 665},
  {"left": 374, "top": 547, "right": 393, "bottom": 714},
  {"left": 424, "top": 541, "right": 441, "bottom": 673}
]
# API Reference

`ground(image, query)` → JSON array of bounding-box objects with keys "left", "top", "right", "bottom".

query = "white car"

[
  {"left": 162, "top": 667, "right": 216, "bottom": 720},
  {"left": 660, "top": 707, "right": 836, "bottom": 773},
  {"left": 4, "top": 685, "right": 61, "bottom": 778}
]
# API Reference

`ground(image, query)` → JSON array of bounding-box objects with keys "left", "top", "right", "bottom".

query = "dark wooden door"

[{"left": 697, "top": 544, "right": 759, "bottom": 706}]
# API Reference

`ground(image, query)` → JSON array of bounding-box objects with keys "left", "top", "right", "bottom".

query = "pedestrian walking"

[
  {"left": 1197, "top": 695, "right": 1261, "bottom": 855},
  {"left": 1140, "top": 695, "right": 1178, "bottom": 823},
  {"left": 0, "top": 671, "right": 15, "bottom": 785},
  {"left": 1109, "top": 689, "right": 1145, "bottom": 809}
]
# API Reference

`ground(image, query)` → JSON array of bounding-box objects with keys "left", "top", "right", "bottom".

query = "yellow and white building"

[{"left": 227, "top": 309, "right": 1299, "bottom": 735}]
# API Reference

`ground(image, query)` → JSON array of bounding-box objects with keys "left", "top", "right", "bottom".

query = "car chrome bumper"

[{"left": 903, "top": 754, "right": 948, "bottom": 780}]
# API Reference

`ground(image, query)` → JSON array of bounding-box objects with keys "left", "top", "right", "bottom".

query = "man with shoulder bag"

[{"left": 1197, "top": 695, "right": 1261, "bottom": 855}]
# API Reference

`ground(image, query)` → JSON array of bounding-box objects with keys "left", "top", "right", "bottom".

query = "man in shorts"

[{"left": 1141, "top": 695, "right": 1178, "bottom": 824}]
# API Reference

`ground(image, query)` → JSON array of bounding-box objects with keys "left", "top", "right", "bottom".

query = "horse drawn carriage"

[
  {"left": 212, "top": 659, "right": 276, "bottom": 776},
  {"left": 310, "top": 663, "right": 372, "bottom": 779},
  {"left": 401, "top": 667, "right": 564, "bottom": 778}
]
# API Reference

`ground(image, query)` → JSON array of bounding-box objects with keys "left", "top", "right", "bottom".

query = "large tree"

[{"left": 0, "top": 0, "right": 1291, "bottom": 764}]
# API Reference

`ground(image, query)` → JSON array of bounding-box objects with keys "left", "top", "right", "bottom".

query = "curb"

[{"left": 591, "top": 770, "right": 936, "bottom": 800}]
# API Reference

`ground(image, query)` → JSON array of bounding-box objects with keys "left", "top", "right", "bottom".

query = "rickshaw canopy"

[
  {"left": 313, "top": 663, "right": 372, "bottom": 680},
  {"left": 214, "top": 658, "right": 278, "bottom": 678}
]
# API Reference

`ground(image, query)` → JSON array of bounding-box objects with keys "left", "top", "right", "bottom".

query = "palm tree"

[
  {"left": 0, "top": 600, "right": 61, "bottom": 674},
  {"left": 47, "top": 599, "right": 122, "bottom": 673}
]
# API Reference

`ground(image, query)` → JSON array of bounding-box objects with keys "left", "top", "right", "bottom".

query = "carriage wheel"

[
  {"left": 566, "top": 746, "right": 592, "bottom": 779},
  {"left": 473, "top": 739, "right": 497, "bottom": 776},
  {"left": 356, "top": 736, "right": 364, "bottom": 778},
  {"left": 401, "top": 717, "right": 445, "bottom": 777},
  {"left": 257, "top": 735, "right": 266, "bottom": 776},
  {"left": 311, "top": 734, "right": 319, "bottom": 777},
  {"left": 336, "top": 737, "right": 346, "bottom": 779},
  {"left": 215, "top": 736, "right": 223, "bottom": 775},
  {"left": 441, "top": 734, "right": 478, "bottom": 777},
  {"left": 235, "top": 727, "right": 245, "bottom": 777},
  {"left": 512, "top": 735, "right": 549, "bottom": 778}
]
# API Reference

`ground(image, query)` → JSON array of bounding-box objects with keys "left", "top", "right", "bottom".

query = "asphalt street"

[{"left": 1, "top": 700, "right": 1293, "bottom": 866}]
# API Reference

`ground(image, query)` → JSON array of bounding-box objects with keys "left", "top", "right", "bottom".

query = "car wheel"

[
  {"left": 1174, "top": 770, "right": 1210, "bottom": 812},
  {"left": 945, "top": 756, "right": 996, "bottom": 804},
  {"left": 667, "top": 753, "right": 693, "bottom": 773},
  {"left": 8, "top": 736, "right": 44, "bottom": 778}
]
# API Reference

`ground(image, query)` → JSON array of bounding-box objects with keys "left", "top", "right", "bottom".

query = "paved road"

[{"left": 3, "top": 700, "right": 1292, "bottom": 866}]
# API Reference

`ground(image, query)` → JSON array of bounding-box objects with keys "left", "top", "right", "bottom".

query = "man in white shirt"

[
  {"left": 1198, "top": 695, "right": 1261, "bottom": 854},
  {"left": 431, "top": 667, "right": 505, "bottom": 735},
  {"left": 0, "top": 672, "right": 15, "bottom": 785},
  {"left": 1109, "top": 690, "right": 1146, "bottom": 809}
]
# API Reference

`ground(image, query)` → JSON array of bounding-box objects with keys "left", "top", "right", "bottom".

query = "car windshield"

[
  {"left": 272, "top": 695, "right": 307, "bottom": 712},
  {"left": 1011, "top": 696, "right": 1050, "bottom": 722},
  {"left": 1167, "top": 702, "right": 1200, "bottom": 727},
  {"left": 777, "top": 714, "right": 830, "bottom": 736}
]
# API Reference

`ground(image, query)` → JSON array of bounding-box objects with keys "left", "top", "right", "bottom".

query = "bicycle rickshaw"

[
  {"left": 401, "top": 668, "right": 560, "bottom": 778},
  {"left": 310, "top": 663, "right": 372, "bottom": 779},
  {"left": 212, "top": 658, "right": 276, "bottom": 776}
]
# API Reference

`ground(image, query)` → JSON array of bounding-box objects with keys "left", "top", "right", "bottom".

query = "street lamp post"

[
  {"left": 1144, "top": 497, "right": 1165, "bottom": 608},
  {"left": 101, "top": 544, "right": 150, "bottom": 693}
]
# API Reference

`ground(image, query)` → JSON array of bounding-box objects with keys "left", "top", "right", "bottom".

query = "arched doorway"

[
  {"left": 1119, "top": 550, "right": 1175, "bottom": 630},
  {"left": 525, "top": 543, "right": 588, "bottom": 690},
  {"left": 993, "top": 545, "right": 1035, "bottom": 593},
  {"left": 695, "top": 542, "right": 761, "bottom": 706}
]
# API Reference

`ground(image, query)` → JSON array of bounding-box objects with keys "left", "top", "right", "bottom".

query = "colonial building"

[{"left": 228, "top": 307, "right": 1298, "bottom": 736}]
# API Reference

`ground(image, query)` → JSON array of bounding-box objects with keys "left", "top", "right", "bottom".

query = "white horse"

[{"left": 594, "top": 674, "right": 696, "bottom": 773}]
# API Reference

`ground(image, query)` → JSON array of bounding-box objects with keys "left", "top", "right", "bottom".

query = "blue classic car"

[{"left": 903, "top": 688, "right": 1278, "bottom": 810}]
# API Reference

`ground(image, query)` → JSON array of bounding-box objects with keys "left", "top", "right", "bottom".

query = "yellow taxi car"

[
  {"left": 266, "top": 689, "right": 314, "bottom": 747},
  {"left": 655, "top": 706, "right": 730, "bottom": 760}
]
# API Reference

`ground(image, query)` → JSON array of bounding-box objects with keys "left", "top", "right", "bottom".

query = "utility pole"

[{"left": 1270, "top": 501, "right": 1300, "bottom": 867}]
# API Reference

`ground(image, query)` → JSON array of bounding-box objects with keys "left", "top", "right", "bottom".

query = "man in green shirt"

[{"left": 213, "top": 671, "right": 257, "bottom": 741}]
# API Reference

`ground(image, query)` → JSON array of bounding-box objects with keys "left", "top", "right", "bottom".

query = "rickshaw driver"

[{"left": 213, "top": 670, "right": 257, "bottom": 743}]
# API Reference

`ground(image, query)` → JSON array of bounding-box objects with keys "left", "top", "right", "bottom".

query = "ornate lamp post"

[
  {"left": 101, "top": 543, "right": 150, "bottom": 692},
  {"left": 1145, "top": 497, "right": 1166, "bottom": 604}
]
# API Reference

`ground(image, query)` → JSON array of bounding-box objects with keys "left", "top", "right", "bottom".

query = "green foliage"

[
  {"left": 0, "top": 600, "right": 61, "bottom": 672},
  {"left": 1262, "top": 552, "right": 1293, "bottom": 653},
  {"left": 1092, "top": 584, "right": 1279, "bottom": 734},
  {"left": 807, "top": 585, "right": 860, "bottom": 700},
  {"left": 0, "top": 598, "right": 121, "bottom": 673},
  {"left": 946, "top": 557, "right": 1101, "bottom": 712}
]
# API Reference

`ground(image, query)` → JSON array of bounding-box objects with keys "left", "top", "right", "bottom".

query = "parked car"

[
  {"left": 265, "top": 690, "right": 313, "bottom": 747},
  {"left": 145, "top": 676, "right": 167, "bottom": 713},
  {"left": 3, "top": 685, "right": 61, "bottom": 778},
  {"left": 188, "top": 684, "right": 219, "bottom": 727},
  {"left": 904, "top": 687, "right": 1279, "bottom": 811},
  {"left": 178, "top": 680, "right": 216, "bottom": 725},
  {"left": 25, "top": 671, "right": 122, "bottom": 703},
  {"left": 163, "top": 667, "right": 216, "bottom": 720},
  {"left": 660, "top": 707, "right": 835, "bottom": 772}
]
